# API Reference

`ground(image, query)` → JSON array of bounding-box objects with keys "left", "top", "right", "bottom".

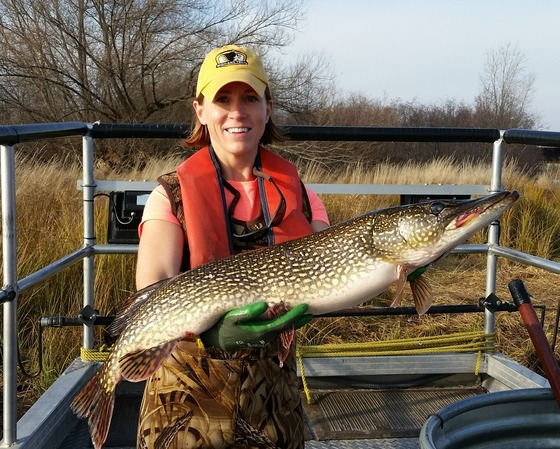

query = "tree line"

[{"left": 0, "top": 0, "right": 542, "bottom": 169}]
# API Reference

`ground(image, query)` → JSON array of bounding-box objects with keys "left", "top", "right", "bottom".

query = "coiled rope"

[
  {"left": 80, "top": 344, "right": 112, "bottom": 362},
  {"left": 80, "top": 331, "right": 495, "bottom": 405},
  {"left": 80, "top": 338, "right": 206, "bottom": 362}
]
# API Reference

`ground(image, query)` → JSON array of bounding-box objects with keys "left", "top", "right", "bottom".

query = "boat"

[{"left": 1, "top": 123, "right": 559, "bottom": 448}]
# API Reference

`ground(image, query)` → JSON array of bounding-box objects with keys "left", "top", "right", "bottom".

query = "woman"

[{"left": 135, "top": 44, "right": 329, "bottom": 449}]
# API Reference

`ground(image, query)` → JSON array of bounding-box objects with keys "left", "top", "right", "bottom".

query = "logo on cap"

[{"left": 215, "top": 49, "right": 248, "bottom": 68}]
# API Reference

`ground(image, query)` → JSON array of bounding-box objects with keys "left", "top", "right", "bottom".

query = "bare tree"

[
  {"left": 273, "top": 93, "right": 399, "bottom": 168},
  {"left": 475, "top": 43, "right": 538, "bottom": 129},
  {"left": 0, "top": 0, "right": 325, "bottom": 124},
  {"left": 270, "top": 52, "right": 335, "bottom": 124}
]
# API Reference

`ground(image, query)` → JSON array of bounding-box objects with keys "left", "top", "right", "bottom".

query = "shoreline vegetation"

[{"left": 1, "top": 151, "right": 559, "bottom": 420}]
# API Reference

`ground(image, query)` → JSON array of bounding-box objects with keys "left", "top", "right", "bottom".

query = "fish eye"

[{"left": 430, "top": 202, "right": 445, "bottom": 214}]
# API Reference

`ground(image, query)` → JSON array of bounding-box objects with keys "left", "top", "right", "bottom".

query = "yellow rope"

[
  {"left": 81, "top": 332, "right": 493, "bottom": 403},
  {"left": 80, "top": 344, "right": 112, "bottom": 362},
  {"left": 296, "top": 347, "right": 312, "bottom": 404},
  {"left": 475, "top": 350, "right": 483, "bottom": 376},
  {"left": 296, "top": 331, "right": 495, "bottom": 403},
  {"left": 80, "top": 338, "right": 202, "bottom": 362},
  {"left": 297, "top": 331, "right": 495, "bottom": 357}
]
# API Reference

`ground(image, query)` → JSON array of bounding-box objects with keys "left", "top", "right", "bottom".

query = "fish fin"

[
  {"left": 119, "top": 340, "right": 177, "bottom": 382},
  {"left": 277, "top": 327, "right": 294, "bottom": 368},
  {"left": 266, "top": 302, "right": 294, "bottom": 368},
  {"left": 390, "top": 265, "right": 408, "bottom": 308},
  {"left": 71, "top": 363, "right": 117, "bottom": 449},
  {"left": 410, "top": 275, "right": 433, "bottom": 315},
  {"left": 108, "top": 279, "right": 168, "bottom": 337}
]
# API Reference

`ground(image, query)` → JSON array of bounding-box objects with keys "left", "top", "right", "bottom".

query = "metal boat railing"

[{"left": 1, "top": 123, "right": 560, "bottom": 446}]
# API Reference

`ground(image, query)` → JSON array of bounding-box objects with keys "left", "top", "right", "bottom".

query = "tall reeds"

[{"left": 1, "top": 151, "right": 559, "bottom": 416}]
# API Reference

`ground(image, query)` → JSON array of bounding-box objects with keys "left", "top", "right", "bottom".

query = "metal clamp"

[
  {"left": 0, "top": 285, "right": 17, "bottom": 304},
  {"left": 78, "top": 305, "right": 100, "bottom": 327},
  {"left": 479, "top": 293, "right": 517, "bottom": 313}
]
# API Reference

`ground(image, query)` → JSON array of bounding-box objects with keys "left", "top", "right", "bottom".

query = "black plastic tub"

[{"left": 419, "top": 388, "right": 560, "bottom": 449}]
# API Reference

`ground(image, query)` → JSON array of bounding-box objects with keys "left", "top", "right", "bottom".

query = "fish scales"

[
  {"left": 72, "top": 190, "right": 519, "bottom": 449},
  {"left": 147, "top": 217, "right": 376, "bottom": 319}
]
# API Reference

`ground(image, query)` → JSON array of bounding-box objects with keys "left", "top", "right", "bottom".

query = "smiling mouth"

[{"left": 227, "top": 127, "right": 250, "bottom": 133}]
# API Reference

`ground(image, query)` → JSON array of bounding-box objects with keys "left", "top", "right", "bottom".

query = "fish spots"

[
  {"left": 71, "top": 191, "right": 521, "bottom": 449},
  {"left": 101, "top": 376, "right": 112, "bottom": 392}
]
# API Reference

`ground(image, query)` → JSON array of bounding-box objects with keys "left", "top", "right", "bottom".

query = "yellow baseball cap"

[{"left": 196, "top": 45, "right": 269, "bottom": 101}]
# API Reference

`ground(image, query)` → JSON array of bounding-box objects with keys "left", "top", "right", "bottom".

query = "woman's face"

[{"left": 193, "top": 82, "right": 272, "bottom": 163}]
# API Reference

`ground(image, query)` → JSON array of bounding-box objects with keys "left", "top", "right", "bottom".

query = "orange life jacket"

[{"left": 163, "top": 145, "right": 314, "bottom": 269}]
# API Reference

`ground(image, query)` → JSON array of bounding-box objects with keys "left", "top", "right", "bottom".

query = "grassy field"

[{"left": 1, "top": 151, "right": 560, "bottom": 418}]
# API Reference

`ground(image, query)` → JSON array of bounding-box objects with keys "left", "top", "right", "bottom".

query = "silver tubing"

[
  {"left": 453, "top": 243, "right": 488, "bottom": 254},
  {"left": 490, "top": 245, "right": 560, "bottom": 274},
  {"left": 1, "top": 144, "right": 18, "bottom": 445},
  {"left": 490, "top": 131, "right": 505, "bottom": 192},
  {"left": 94, "top": 243, "right": 139, "bottom": 254},
  {"left": 484, "top": 134, "right": 505, "bottom": 335},
  {"left": 82, "top": 132, "right": 96, "bottom": 350},
  {"left": 485, "top": 224, "right": 500, "bottom": 335},
  {"left": 17, "top": 247, "right": 92, "bottom": 292}
]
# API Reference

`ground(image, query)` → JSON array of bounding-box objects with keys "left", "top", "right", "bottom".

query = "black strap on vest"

[{"left": 156, "top": 172, "right": 312, "bottom": 271}]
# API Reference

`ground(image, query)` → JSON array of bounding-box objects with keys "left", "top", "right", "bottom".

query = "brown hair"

[{"left": 183, "top": 87, "right": 285, "bottom": 147}]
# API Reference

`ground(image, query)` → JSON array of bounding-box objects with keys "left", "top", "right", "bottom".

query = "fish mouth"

[{"left": 448, "top": 190, "right": 519, "bottom": 230}]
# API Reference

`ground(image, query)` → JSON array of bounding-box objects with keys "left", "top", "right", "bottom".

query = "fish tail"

[{"left": 71, "top": 361, "right": 120, "bottom": 449}]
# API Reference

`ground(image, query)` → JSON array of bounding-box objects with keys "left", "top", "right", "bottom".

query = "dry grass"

[{"left": 1, "top": 151, "right": 559, "bottom": 417}]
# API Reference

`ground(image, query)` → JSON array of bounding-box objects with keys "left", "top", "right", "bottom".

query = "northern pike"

[{"left": 72, "top": 190, "right": 519, "bottom": 449}]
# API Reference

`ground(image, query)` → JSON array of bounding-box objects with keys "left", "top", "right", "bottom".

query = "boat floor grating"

[
  {"left": 303, "top": 387, "right": 484, "bottom": 440},
  {"left": 58, "top": 385, "right": 484, "bottom": 448}
]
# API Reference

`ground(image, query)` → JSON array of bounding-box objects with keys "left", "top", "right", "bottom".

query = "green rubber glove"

[
  {"left": 407, "top": 265, "right": 428, "bottom": 282},
  {"left": 200, "top": 302, "right": 313, "bottom": 352}
]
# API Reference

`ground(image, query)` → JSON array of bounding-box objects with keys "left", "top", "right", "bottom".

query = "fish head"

[{"left": 369, "top": 190, "right": 519, "bottom": 267}]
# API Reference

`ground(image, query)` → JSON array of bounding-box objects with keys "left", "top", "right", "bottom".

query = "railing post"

[
  {"left": 1, "top": 144, "right": 18, "bottom": 446},
  {"left": 484, "top": 133, "right": 505, "bottom": 335},
  {"left": 82, "top": 131, "right": 96, "bottom": 350}
]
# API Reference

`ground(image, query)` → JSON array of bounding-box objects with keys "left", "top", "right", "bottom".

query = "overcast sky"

[{"left": 286, "top": 0, "right": 560, "bottom": 131}]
